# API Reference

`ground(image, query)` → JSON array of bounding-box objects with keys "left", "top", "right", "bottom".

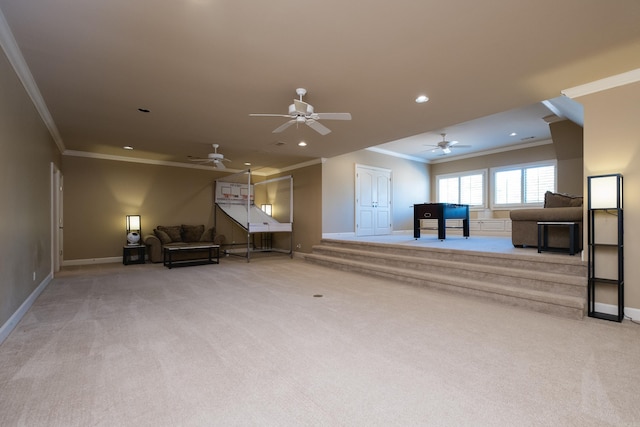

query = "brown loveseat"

[
  {"left": 144, "top": 224, "right": 225, "bottom": 263},
  {"left": 509, "top": 191, "right": 583, "bottom": 250}
]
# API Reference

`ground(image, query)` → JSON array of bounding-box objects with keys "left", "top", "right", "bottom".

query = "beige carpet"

[{"left": 0, "top": 254, "right": 638, "bottom": 426}]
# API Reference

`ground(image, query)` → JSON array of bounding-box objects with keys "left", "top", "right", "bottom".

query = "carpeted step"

[
  {"left": 318, "top": 239, "right": 586, "bottom": 276},
  {"left": 311, "top": 244, "right": 586, "bottom": 298},
  {"left": 304, "top": 252, "right": 585, "bottom": 320}
]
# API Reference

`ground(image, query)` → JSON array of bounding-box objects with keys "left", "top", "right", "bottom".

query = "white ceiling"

[{"left": 1, "top": 1, "right": 639, "bottom": 174}]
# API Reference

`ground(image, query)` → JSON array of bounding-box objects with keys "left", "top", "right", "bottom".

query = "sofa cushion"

[
  {"left": 544, "top": 191, "right": 583, "bottom": 208},
  {"left": 154, "top": 229, "right": 172, "bottom": 244},
  {"left": 158, "top": 225, "right": 182, "bottom": 242},
  {"left": 182, "top": 224, "right": 205, "bottom": 242}
]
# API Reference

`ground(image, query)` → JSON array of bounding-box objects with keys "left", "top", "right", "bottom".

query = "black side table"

[
  {"left": 537, "top": 221, "right": 579, "bottom": 255},
  {"left": 123, "top": 244, "right": 146, "bottom": 265}
]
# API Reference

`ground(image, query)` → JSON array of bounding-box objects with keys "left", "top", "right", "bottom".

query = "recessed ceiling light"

[
  {"left": 415, "top": 95, "right": 429, "bottom": 103},
  {"left": 123, "top": 146, "right": 134, "bottom": 150},
  {"left": 137, "top": 108, "right": 150, "bottom": 113},
  {"left": 298, "top": 141, "right": 307, "bottom": 147},
  {"left": 244, "top": 162, "right": 251, "bottom": 166},
  {"left": 510, "top": 132, "right": 517, "bottom": 136}
]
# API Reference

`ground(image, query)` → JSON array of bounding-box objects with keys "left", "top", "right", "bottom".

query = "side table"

[
  {"left": 537, "top": 222, "right": 579, "bottom": 255},
  {"left": 123, "top": 244, "right": 146, "bottom": 265}
]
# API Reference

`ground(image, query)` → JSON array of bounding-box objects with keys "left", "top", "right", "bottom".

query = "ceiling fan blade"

[
  {"left": 249, "top": 113, "right": 291, "bottom": 118},
  {"left": 314, "top": 112, "right": 352, "bottom": 120},
  {"left": 293, "top": 99, "right": 311, "bottom": 115},
  {"left": 272, "top": 120, "right": 296, "bottom": 133},
  {"left": 452, "top": 144, "right": 472, "bottom": 148},
  {"left": 188, "top": 158, "right": 210, "bottom": 163},
  {"left": 306, "top": 119, "right": 331, "bottom": 135},
  {"left": 449, "top": 140, "right": 459, "bottom": 145}
]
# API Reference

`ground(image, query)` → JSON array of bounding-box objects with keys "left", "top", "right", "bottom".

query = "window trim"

[
  {"left": 490, "top": 160, "right": 557, "bottom": 210},
  {"left": 435, "top": 168, "right": 488, "bottom": 210}
]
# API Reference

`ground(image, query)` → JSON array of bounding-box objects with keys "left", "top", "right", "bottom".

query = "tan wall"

[
  {"left": 268, "top": 164, "right": 322, "bottom": 253},
  {"left": 0, "top": 49, "right": 61, "bottom": 327},
  {"left": 61, "top": 157, "right": 323, "bottom": 260},
  {"left": 550, "top": 120, "right": 584, "bottom": 195},
  {"left": 62, "top": 156, "right": 232, "bottom": 260},
  {"left": 322, "top": 150, "right": 430, "bottom": 234},
  {"left": 580, "top": 80, "right": 640, "bottom": 310}
]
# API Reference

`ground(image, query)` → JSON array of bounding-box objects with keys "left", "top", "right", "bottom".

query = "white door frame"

[
  {"left": 51, "top": 163, "right": 63, "bottom": 274},
  {"left": 355, "top": 164, "right": 392, "bottom": 236}
]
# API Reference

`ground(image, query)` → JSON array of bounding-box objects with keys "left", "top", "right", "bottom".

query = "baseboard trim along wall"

[
  {"left": 322, "top": 232, "right": 356, "bottom": 239},
  {"left": 62, "top": 256, "right": 121, "bottom": 266},
  {"left": 594, "top": 303, "right": 640, "bottom": 323},
  {"left": 0, "top": 273, "right": 53, "bottom": 345}
]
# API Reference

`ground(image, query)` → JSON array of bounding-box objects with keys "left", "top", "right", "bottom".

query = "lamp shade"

[
  {"left": 126, "top": 215, "right": 141, "bottom": 231},
  {"left": 588, "top": 174, "right": 622, "bottom": 209},
  {"left": 126, "top": 215, "right": 142, "bottom": 245}
]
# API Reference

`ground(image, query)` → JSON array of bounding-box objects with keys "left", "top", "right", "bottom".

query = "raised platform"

[{"left": 304, "top": 235, "right": 587, "bottom": 320}]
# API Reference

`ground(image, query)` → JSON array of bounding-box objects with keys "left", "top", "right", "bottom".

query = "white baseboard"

[
  {"left": 594, "top": 302, "right": 640, "bottom": 322},
  {"left": 322, "top": 232, "right": 356, "bottom": 239},
  {"left": 62, "top": 256, "right": 120, "bottom": 266},
  {"left": 0, "top": 272, "right": 53, "bottom": 345}
]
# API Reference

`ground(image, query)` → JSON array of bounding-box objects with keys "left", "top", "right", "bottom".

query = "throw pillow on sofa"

[
  {"left": 154, "top": 229, "right": 172, "bottom": 244},
  {"left": 181, "top": 224, "right": 205, "bottom": 242},
  {"left": 157, "top": 225, "right": 182, "bottom": 242},
  {"left": 544, "top": 191, "right": 583, "bottom": 208}
]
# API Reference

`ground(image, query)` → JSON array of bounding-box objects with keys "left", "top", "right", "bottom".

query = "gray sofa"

[
  {"left": 144, "top": 224, "right": 225, "bottom": 263},
  {"left": 509, "top": 192, "right": 583, "bottom": 250}
]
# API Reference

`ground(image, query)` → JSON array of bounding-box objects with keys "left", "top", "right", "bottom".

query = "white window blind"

[
  {"left": 493, "top": 162, "right": 556, "bottom": 207},
  {"left": 437, "top": 171, "right": 485, "bottom": 207},
  {"left": 438, "top": 177, "right": 459, "bottom": 204},
  {"left": 524, "top": 165, "right": 555, "bottom": 203}
]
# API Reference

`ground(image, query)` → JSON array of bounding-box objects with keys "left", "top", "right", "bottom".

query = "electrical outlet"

[
  {"left": 296, "top": 243, "right": 302, "bottom": 249},
  {"left": 33, "top": 271, "right": 36, "bottom": 281}
]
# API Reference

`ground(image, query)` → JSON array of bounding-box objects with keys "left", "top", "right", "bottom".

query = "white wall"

[{"left": 322, "top": 150, "right": 429, "bottom": 234}]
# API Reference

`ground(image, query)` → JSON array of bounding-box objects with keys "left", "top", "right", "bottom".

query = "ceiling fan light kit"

[
  {"left": 424, "top": 133, "right": 471, "bottom": 155},
  {"left": 188, "top": 144, "right": 231, "bottom": 169},
  {"left": 250, "top": 88, "right": 351, "bottom": 135}
]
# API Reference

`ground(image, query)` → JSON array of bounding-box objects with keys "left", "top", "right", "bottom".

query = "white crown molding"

[
  {"left": 0, "top": 7, "right": 65, "bottom": 154},
  {"left": 63, "top": 149, "right": 323, "bottom": 176},
  {"left": 428, "top": 139, "right": 553, "bottom": 164},
  {"left": 63, "top": 149, "right": 247, "bottom": 172},
  {"left": 561, "top": 68, "right": 640, "bottom": 99},
  {"left": 365, "top": 146, "right": 429, "bottom": 163}
]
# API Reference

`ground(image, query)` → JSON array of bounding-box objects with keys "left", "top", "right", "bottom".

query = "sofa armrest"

[{"left": 144, "top": 234, "right": 163, "bottom": 263}]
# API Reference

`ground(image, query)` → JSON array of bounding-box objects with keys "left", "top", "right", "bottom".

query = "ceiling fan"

[
  {"left": 425, "top": 133, "right": 471, "bottom": 154},
  {"left": 188, "top": 144, "right": 231, "bottom": 169},
  {"left": 249, "top": 88, "right": 351, "bottom": 135}
]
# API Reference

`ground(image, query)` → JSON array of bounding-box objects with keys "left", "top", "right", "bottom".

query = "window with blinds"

[
  {"left": 492, "top": 161, "right": 556, "bottom": 208},
  {"left": 436, "top": 170, "right": 486, "bottom": 208}
]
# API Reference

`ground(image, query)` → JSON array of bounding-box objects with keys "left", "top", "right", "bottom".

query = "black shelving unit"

[{"left": 587, "top": 174, "right": 623, "bottom": 322}]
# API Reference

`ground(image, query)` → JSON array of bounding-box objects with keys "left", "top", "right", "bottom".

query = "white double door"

[{"left": 355, "top": 164, "right": 392, "bottom": 236}]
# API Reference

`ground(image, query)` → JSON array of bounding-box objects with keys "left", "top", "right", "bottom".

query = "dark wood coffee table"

[{"left": 163, "top": 244, "right": 220, "bottom": 268}]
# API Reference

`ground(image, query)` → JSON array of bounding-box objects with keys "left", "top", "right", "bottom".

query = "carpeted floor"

[{"left": 0, "top": 254, "right": 638, "bottom": 426}]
